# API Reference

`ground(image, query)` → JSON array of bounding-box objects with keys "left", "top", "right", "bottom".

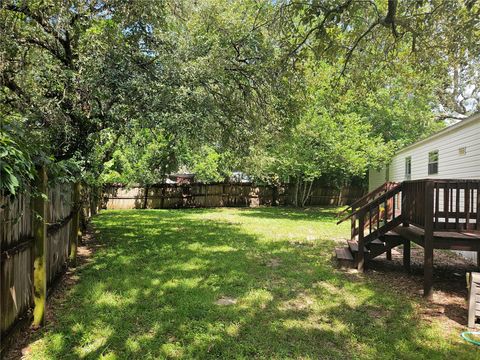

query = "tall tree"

[{"left": 279, "top": 0, "right": 480, "bottom": 117}]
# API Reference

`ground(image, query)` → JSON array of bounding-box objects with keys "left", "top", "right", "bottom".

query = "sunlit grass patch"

[{"left": 24, "top": 207, "right": 479, "bottom": 359}]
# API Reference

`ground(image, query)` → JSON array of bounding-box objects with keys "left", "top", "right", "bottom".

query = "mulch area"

[
  {"left": 345, "top": 243, "right": 479, "bottom": 332},
  {"left": 2, "top": 224, "right": 101, "bottom": 360}
]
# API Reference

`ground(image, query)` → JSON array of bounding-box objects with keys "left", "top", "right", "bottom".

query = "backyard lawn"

[{"left": 23, "top": 207, "right": 478, "bottom": 359}]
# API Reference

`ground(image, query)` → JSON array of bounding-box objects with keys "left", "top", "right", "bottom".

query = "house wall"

[
  {"left": 368, "top": 115, "right": 480, "bottom": 263},
  {"left": 388, "top": 120, "right": 480, "bottom": 182}
]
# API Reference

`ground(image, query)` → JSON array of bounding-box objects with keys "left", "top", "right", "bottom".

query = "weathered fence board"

[
  {"left": 0, "top": 191, "right": 34, "bottom": 337},
  {"left": 47, "top": 184, "right": 73, "bottom": 286},
  {"left": 0, "top": 192, "right": 33, "bottom": 249},
  {"left": 0, "top": 247, "right": 33, "bottom": 336}
]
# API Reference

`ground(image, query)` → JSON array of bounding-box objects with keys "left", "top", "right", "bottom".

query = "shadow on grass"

[
  {"left": 235, "top": 206, "right": 341, "bottom": 222},
  {"left": 31, "top": 209, "right": 477, "bottom": 359}
]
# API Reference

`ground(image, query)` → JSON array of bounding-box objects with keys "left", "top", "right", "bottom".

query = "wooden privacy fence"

[
  {"left": 1, "top": 171, "right": 83, "bottom": 344},
  {"left": 103, "top": 183, "right": 285, "bottom": 209},
  {"left": 287, "top": 185, "right": 365, "bottom": 207},
  {"left": 103, "top": 183, "right": 364, "bottom": 210}
]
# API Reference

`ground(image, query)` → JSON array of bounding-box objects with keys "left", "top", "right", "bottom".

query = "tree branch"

[
  {"left": 288, "top": 0, "right": 353, "bottom": 57},
  {"left": 339, "top": 21, "right": 379, "bottom": 77}
]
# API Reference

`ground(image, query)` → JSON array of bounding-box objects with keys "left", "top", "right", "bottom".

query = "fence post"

[
  {"left": 32, "top": 165, "right": 47, "bottom": 328},
  {"left": 143, "top": 185, "right": 149, "bottom": 209},
  {"left": 69, "top": 182, "right": 81, "bottom": 266}
]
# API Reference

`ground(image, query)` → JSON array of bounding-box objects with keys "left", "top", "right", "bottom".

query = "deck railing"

[
  {"left": 402, "top": 180, "right": 427, "bottom": 228},
  {"left": 402, "top": 179, "right": 480, "bottom": 232},
  {"left": 337, "top": 181, "right": 397, "bottom": 220}
]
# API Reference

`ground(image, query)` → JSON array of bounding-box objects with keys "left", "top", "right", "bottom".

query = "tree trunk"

[
  {"left": 302, "top": 181, "right": 314, "bottom": 207},
  {"left": 293, "top": 178, "right": 299, "bottom": 207}
]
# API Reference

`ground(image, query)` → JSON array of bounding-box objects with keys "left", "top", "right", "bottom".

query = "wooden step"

[
  {"left": 383, "top": 230, "right": 404, "bottom": 243},
  {"left": 335, "top": 247, "right": 355, "bottom": 268},
  {"left": 368, "top": 235, "right": 404, "bottom": 260},
  {"left": 347, "top": 240, "right": 367, "bottom": 253},
  {"left": 367, "top": 238, "right": 385, "bottom": 251}
]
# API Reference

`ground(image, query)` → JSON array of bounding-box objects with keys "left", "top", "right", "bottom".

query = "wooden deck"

[
  {"left": 337, "top": 179, "right": 480, "bottom": 299},
  {"left": 395, "top": 225, "right": 480, "bottom": 251}
]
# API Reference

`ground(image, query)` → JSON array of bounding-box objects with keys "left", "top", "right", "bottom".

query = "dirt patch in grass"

[
  {"left": 280, "top": 292, "right": 314, "bottom": 311},
  {"left": 3, "top": 224, "right": 100, "bottom": 360},
  {"left": 265, "top": 257, "right": 282, "bottom": 268},
  {"left": 215, "top": 296, "right": 238, "bottom": 306}
]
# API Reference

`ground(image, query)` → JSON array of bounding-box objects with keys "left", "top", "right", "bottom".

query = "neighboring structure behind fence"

[
  {"left": 103, "top": 183, "right": 364, "bottom": 210},
  {"left": 0, "top": 180, "right": 90, "bottom": 348}
]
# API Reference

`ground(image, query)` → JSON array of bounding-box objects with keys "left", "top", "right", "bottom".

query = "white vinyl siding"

[{"left": 388, "top": 119, "right": 480, "bottom": 182}]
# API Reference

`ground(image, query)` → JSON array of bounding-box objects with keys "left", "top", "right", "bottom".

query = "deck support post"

[
  {"left": 357, "top": 210, "right": 365, "bottom": 272},
  {"left": 32, "top": 165, "right": 48, "bottom": 327},
  {"left": 423, "top": 181, "right": 434, "bottom": 300},
  {"left": 386, "top": 248, "right": 392, "bottom": 261},
  {"left": 403, "top": 239, "right": 411, "bottom": 272}
]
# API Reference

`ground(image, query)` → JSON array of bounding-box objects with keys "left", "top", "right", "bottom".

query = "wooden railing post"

[
  {"left": 69, "top": 182, "right": 81, "bottom": 266},
  {"left": 386, "top": 248, "right": 392, "bottom": 261},
  {"left": 402, "top": 183, "right": 409, "bottom": 227},
  {"left": 357, "top": 210, "right": 365, "bottom": 272},
  {"left": 424, "top": 180, "right": 435, "bottom": 300},
  {"left": 32, "top": 165, "right": 48, "bottom": 328},
  {"left": 351, "top": 214, "right": 356, "bottom": 241}
]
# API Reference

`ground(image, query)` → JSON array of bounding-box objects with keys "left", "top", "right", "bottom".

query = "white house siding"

[
  {"left": 368, "top": 114, "right": 480, "bottom": 263},
  {"left": 389, "top": 119, "right": 480, "bottom": 182}
]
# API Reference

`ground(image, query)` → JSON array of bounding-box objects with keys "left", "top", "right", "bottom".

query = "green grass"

[{"left": 26, "top": 207, "right": 478, "bottom": 359}]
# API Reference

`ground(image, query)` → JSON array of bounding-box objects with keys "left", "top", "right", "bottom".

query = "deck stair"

[
  {"left": 335, "top": 182, "right": 405, "bottom": 269},
  {"left": 336, "top": 231, "right": 404, "bottom": 268}
]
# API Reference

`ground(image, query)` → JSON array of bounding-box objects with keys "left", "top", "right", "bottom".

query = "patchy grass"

[{"left": 25, "top": 207, "right": 478, "bottom": 359}]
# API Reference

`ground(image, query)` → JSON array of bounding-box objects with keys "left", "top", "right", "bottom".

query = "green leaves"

[
  {"left": 0, "top": 130, "right": 34, "bottom": 195},
  {"left": 2, "top": 0, "right": 478, "bottom": 192}
]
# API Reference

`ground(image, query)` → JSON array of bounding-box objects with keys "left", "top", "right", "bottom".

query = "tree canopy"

[{"left": 1, "top": 0, "right": 479, "bottom": 196}]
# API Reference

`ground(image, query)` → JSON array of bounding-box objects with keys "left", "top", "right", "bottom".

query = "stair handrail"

[
  {"left": 336, "top": 182, "right": 398, "bottom": 219},
  {"left": 337, "top": 182, "right": 403, "bottom": 225}
]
